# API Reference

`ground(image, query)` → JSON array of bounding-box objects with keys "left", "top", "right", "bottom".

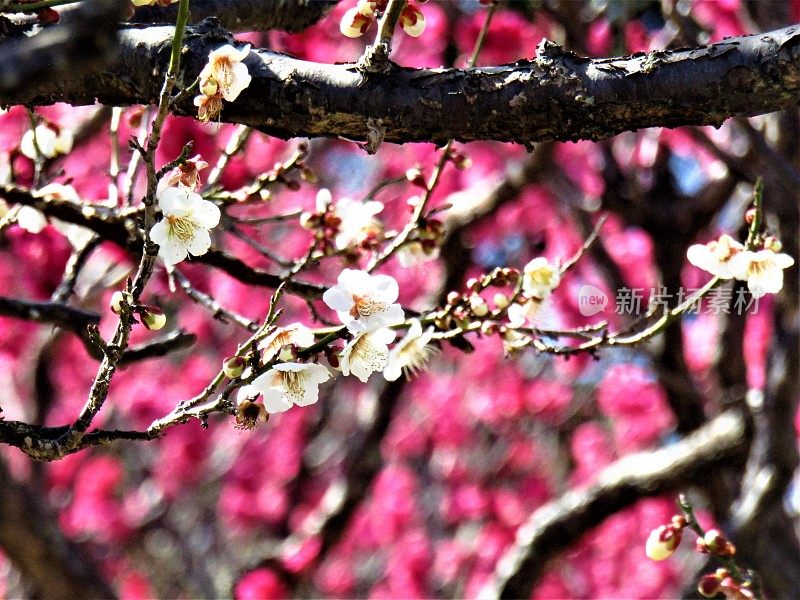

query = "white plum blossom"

[
  {"left": 20, "top": 124, "right": 73, "bottom": 160},
  {"left": 383, "top": 319, "right": 436, "bottom": 381},
  {"left": 340, "top": 324, "right": 396, "bottom": 383},
  {"left": 728, "top": 249, "right": 794, "bottom": 298},
  {"left": 686, "top": 234, "right": 744, "bottom": 279},
  {"left": 258, "top": 323, "right": 316, "bottom": 363},
  {"left": 199, "top": 44, "right": 251, "bottom": 102},
  {"left": 522, "top": 257, "right": 561, "bottom": 299},
  {"left": 238, "top": 362, "right": 331, "bottom": 413},
  {"left": 331, "top": 196, "right": 384, "bottom": 250},
  {"left": 149, "top": 186, "right": 221, "bottom": 265},
  {"left": 16, "top": 206, "right": 48, "bottom": 234},
  {"left": 323, "top": 269, "right": 404, "bottom": 332}
]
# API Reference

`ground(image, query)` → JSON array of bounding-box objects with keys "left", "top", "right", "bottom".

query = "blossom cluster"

[{"left": 687, "top": 233, "right": 794, "bottom": 298}]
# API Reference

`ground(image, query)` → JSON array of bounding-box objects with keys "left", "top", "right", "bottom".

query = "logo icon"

[{"left": 577, "top": 284, "right": 608, "bottom": 316}]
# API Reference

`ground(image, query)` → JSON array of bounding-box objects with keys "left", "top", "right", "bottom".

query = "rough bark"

[{"left": 5, "top": 22, "right": 800, "bottom": 145}]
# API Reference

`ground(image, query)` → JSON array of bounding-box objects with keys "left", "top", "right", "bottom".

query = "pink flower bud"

[
  {"left": 697, "top": 573, "right": 722, "bottom": 597},
  {"left": 645, "top": 524, "right": 683, "bottom": 561},
  {"left": 223, "top": 356, "right": 246, "bottom": 379},
  {"left": 399, "top": 3, "right": 425, "bottom": 37},
  {"left": 340, "top": 7, "right": 373, "bottom": 38}
]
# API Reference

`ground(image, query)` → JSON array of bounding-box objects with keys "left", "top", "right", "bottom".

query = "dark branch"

[
  {"left": 485, "top": 410, "right": 748, "bottom": 599},
  {"left": 0, "top": 184, "right": 327, "bottom": 299},
  {"left": 128, "top": 0, "right": 337, "bottom": 33},
  {"left": 0, "top": 296, "right": 100, "bottom": 332},
  {"left": 6, "top": 23, "right": 800, "bottom": 144},
  {"left": 0, "top": 0, "right": 125, "bottom": 99}
]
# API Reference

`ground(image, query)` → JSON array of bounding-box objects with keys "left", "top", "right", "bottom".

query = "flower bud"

[
  {"left": 645, "top": 524, "right": 683, "bottom": 561},
  {"left": 300, "top": 167, "right": 318, "bottom": 183},
  {"left": 200, "top": 76, "right": 219, "bottom": 97},
  {"left": 138, "top": 305, "right": 166, "bottom": 331},
  {"left": 223, "top": 356, "right": 246, "bottom": 378},
  {"left": 110, "top": 290, "right": 126, "bottom": 315},
  {"left": 340, "top": 7, "right": 372, "bottom": 38},
  {"left": 703, "top": 529, "right": 728, "bottom": 553},
  {"left": 466, "top": 277, "right": 480, "bottom": 290},
  {"left": 697, "top": 573, "right": 722, "bottom": 598},
  {"left": 405, "top": 167, "right": 426, "bottom": 188},
  {"left": 399, "top": 3, "right": 425, "bottom": 37},
  {"left": 493, "top": 293, "right": 510, "bottom": 310},
  {"left": 764, "top": 236, "right": 782, "bottom": 253},
  {"left": 744, "top": 207, "right": 757, "bottom": 224},
  {"left": 448, "top": 149, "right": 472, "bottom": 169},
  {"left": 300, "top": 211, "right": 319, "bottom": 230},
  {"left": 469, "top": 294, "right": 489, "bottom": 317}
]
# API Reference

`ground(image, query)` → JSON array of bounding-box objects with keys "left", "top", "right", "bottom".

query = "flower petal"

[
  {"left": 323, "top": 287, "right": 354, "bottom": 313},
  {"left": 262, "top": 388, "right": 293, "bottom": 413},
  {"left": 187, "top": 228, "right": 212, "bottom": 257},
  {"left": 158, "top": 235, "right": 189, "bottom": 266},
  {"left": 192, "top": 198, "right": 221, "bottom": 228}
]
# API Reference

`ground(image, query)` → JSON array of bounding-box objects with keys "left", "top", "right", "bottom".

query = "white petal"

[
  {"left": 262, "top": 388, "right": 293, "bottom": 413},
  {"left": 237, "top": 384, "right": 259, "bottom": 402},
  {"left": 371, "top": 274, "right": 399, "bottom": 303},
  {"left": 748, "top": 271, "right": 782, "bottom": 297},
  {"left": 291, "top": 324, "right": 316, "bottom": 348},
  {"left": 158, "top": 235, "right": 189, "bottom": 266},
  {"left": 192, "top": 198, "right": 221, "bottom": 228},
  {"left": 323, "top": 287, "right": 354, "bottom": 313},
  {"left": 338, "top": 269, "right": 371, "bottom": 294},
  {"left": 149, "top": 220, "right": 169, "bottom": 247},
  {"left": 772, "top": 253, "right": 795, "bottom": 269},
  {"left": 316, "top": 189, "right": 332, "bottom": 211},
  {"left": 371, "top": 327, "right": 397, "bottom": 346},
  {"left": 157, "top": 186, "right": 185, "bottom": 214},
  {"left": 187, "top": 228, "right": 212, "bottom": 257},
  {"left": 383, "top": 360, "right": 402, "bottom": 382},
  {"left": 221, "top": 64, "right": 251, "bottom": 102},
  {"left": 382, "top": 303, "right": 405, "bottom": 325}
]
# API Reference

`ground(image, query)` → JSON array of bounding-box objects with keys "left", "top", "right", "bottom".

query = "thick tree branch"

[
  {"left": 484, "top": 410, "right": 748, "bottom": 599},
  {"left": 0, "top": 0, "right": 125, "bottom": 99},
  {"left": 6, "top": 23, "right": 800, "bottom": 144},
  {"left": 129, "top": 0, "right": 336, "bottom": 32}
]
